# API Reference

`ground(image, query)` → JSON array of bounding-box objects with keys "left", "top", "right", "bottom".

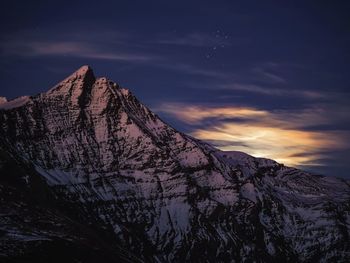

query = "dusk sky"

[{"left": 1, "top": 1, "right": 349, "bottom": 178}]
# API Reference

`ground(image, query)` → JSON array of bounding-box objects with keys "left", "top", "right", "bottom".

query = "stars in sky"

[{"left": 205, "top": 30, "right": 229, "bottom": 63}]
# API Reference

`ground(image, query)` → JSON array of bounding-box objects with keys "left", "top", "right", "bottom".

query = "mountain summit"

[{"left": 0, "top": 66, "right": 349, "bottom": 262}]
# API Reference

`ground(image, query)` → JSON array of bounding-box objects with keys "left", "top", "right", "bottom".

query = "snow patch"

[
  {"left": 0, "top": 96, "right": 30, "bottom": 110},
  {"left": 240, "top": 182, "right": 257, "bottom": 203},
  {"left": 0, "top": 97, "right": 7, "bottom": 104}
]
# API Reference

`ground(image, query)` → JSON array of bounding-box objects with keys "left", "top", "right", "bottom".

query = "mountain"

[{"left": 0, "top": 65, "right": 349, "bottom": 262}]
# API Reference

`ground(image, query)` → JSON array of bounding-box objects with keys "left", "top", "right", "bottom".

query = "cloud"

[
  {"left": 157, "top": 103, "right": 337, "bottom": 129},
  {"left": 0, "top": 36, "right": 228, "bottom": 77},
  {"left": 192, "top": 124, "right": 347, "bottom": 167},
  {"left": 1, "top": 40, "right": 159, "bottom": 62},
  {"left": 154, "top": 32, "right": 232, "bottom": 47},
  {"left": 252, "top": 66, "right": 286, "bottom": 84},
  {"left": 158, "top": 104, "right": 268, "bottom": 123},
  {"left": 0, "top": 29, "right": 232, "bottom": 78},
  {"left": 191, "top": 82, "right": 330, "bottom": 99},
  {"left": 157, "top": 63, "right": 229, "bottom": 78},
  {"left": 157, "top": 103, "right": 350, "bottom": 167}
]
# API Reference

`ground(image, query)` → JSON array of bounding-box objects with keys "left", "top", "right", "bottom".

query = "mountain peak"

[
  {"left": 75, "top": 65, "right": 93, "bottom": 76},
  {"left": 69, "top": 65, "right": 95, "bottom": 81},
  {"left": 48, "top": 65, "right": 96, "bottom": 97},
  {"left": 57, "top": 65, "right": 95, "bottom": 86}
]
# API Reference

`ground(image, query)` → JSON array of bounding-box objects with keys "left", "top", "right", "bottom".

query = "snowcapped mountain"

[{"left": 0, "top": 66, "right": 349, "bottom": 262}]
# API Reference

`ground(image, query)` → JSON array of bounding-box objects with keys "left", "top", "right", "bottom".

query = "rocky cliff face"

[{"left": 0, "top": 66, "right": 349, "bottom": 262}]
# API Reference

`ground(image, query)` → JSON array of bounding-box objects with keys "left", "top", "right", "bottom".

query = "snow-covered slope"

[{"left": 0, "top": 66, "right": 349, "bottom": 262}]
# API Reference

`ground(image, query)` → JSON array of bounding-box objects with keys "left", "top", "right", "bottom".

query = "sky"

[{"left": 0, "top": 1, "right": 349, "bottom": 178}]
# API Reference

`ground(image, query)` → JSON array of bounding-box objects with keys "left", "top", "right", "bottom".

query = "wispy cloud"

[
  {"left": 0, "top": 40, "right": 159, "bottom": 62},
  {"left": 158, "top": 104, "right": 268, "bottom": 123},
  {"left": 1, "top": 38, "right": 230, "bottom": 78},
  {"left": 252, "top": 66, "right": 286, "bottom": 84},
  {"left": 186, "top": 80, "right": 330, "bottom": 99},
  {"left": 157, "top": 103, "right": 350, "bottom": 167},
  {"left": 157, "top": 63, "right": 229, "bottom": 78},
  {"left": 153, "top": 32, "right": 232, "bottom": 47},
  {"left": 0, "top": 29, "right": 235, "bottom": 78},
  {"left": 216, "top": 83, "right": 327, "bottom": 98}
]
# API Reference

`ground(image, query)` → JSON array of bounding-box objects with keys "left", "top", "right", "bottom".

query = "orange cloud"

[
  {"left": 192, "top": 124, "right": 347, "bottom": 166},
  {"left": 159, "top": 104, "right": 268, "bottom": 122},
  {"left": 158, "top": 104, "right": 350, "bottom": 167}
]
